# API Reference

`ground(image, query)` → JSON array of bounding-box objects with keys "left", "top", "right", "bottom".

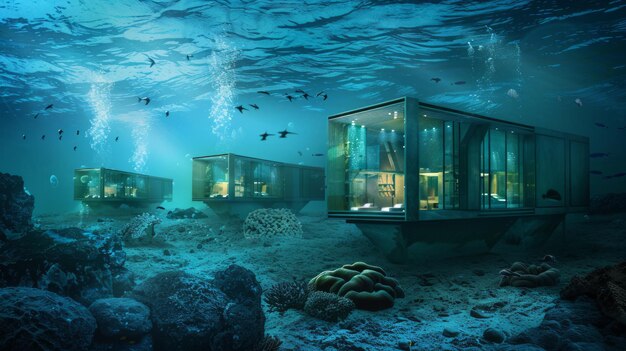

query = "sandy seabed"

[{"left": 34, "top": 206, "right": 626, "bottom": 351}]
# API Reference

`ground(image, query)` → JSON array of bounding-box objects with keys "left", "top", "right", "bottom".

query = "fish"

[
  {"left": 574, "top": 98, "right": 583, "bottom": 107},
  {"left": 589, "top": 170, "right": 603, "bottom": 175},
  {"left": 431, "top": 77, "right": 441, "bottom": 83},
  {"left": 311, "top": 153, "right": 324, "bottom": 156},
  {"left": 249, "top": 104, "right": 259, "bottom": 110},
  {"left": 278, "top": 129, "right": 297, "bottom": 138},
  {"left": 302, "top": 93, "right": 311, "bottom": 100},
  {"left": 76, "top": 130, "right": 80, "bottom": 135},
  {"left": 257, "top": 91, "right": 271, "bottom": 95},
  {"left": 186, "top": 54, "right": 193, "bottom": 61},
  {"left": 34, "top": 113, "right": 39, "bottom": 119},
  {"left": 606, "top": 172, "right": 626, "bottom": 179},
  {"left": 147, "top": 56, "right": 156, "bottom": 68},
  {"left": 22, "top": 134, "right": 26, "bottom": 140},
  {"left": 589, "top": 152, "right": 609, "bottom": 158},
  {"left": 542, "top": 254, "right": 557, "bottom": 263},
  {"left": 41, "top": 134, "right": 45, "bottom": 140},
  {"left": 259, "top": 132, "right": 274, "bottom": 141},
  {"left": 297, "top": 151, "right": 303, "bottom": 156},
  {"left": 58, "top": 129, "right": 63, "bottom": 135},
  {"left": 73, "top": 146, "right": 77, "bottom": 151},
  {"left": 499, "top": 269, "right": 522, "bottom": 277},
  {"left": 316, "top": 91, "right": 325, "bottom": 97},
  {"left": 617, "top": 126, "right": 626, "bottom": 130},
  {"left": 156, "top": 206, "right": 165, "bottom": 210},
  {"left": 594, "top": 122, "right": 609, "bottom": 128},
  {"left": 235, "top": 105, "right": 247, "bottom": 113},
  {"left": 165, "top": 111, "right": 170, "bottom": 117},
  {"left": 285, "top": 94, "right": 295, "bottom": 102},
  {"left": 115, "top": 136, "right": 119, "bottom": 142},
  {"left": 507, "top": 88, "right": 519, "bottom": 99},
  {"left": 58, "top": 135, "right": 63, "bottom": 141},
  {"left": 45, "top": 104, "right": 53, "bottom": 110},
  {"left": 542, "top": 189, "right": 562, "bottom": 201},
  {"left": 453, "top": 81, "right": 466, "bottom": 85},
  {"left": 295, "top": 89, "right": 307, "bottom": 94},
  {"left": 138, "top": 97, "right": 150, "bottom": 105},
  {"left": 322, "top": 94, "right": 328, "bottom": 101}
]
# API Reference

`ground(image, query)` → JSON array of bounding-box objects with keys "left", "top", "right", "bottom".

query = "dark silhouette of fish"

[
  {"left": 259, "top": 132, "right": 274, "bottom": 141},
  {"left": 617, "top": 126, "right": 626, "bottom": 130},
  {"left": 431, "top": 77, "right": 441, "bottom": 83},
  {"left": 285, "top": 94, "right": 295, "bottom": 102},
  {"left": 453, "top": 81, "right": 466, "bottom": 85},
  {"left": 542, "top": 189, "right": 561, "bottom": 201},
  {"left": 73, "top": 146, "right": 77, "bottom": 151},
  {"left": 322, "top": 94, "right": 328, "bottom": 101},
  {"left": 311, "top": 153, "right": 324, "bottom": 156},
  {"left": 58, "top": 135, "right": 63, "bottom": 141},
  {"left": 302, "top": 93, "right": 311, "bottom": 100},
  {"left": 316, "top": 91, "right": 325, "bottom": 97},
  {"left": 589, "top": 152, "right": 609, "bottom": 158},
  {"left": 249, "top": 104, "right": 259, "bottom": 110},
  {"left": 34, "top": 113, "right": 39, "bottom": 119},
  {"left": 76, "top": 130, "right": 80, "bottom": 135},
  {"left": 257, "top": 91, "right": 271, "bottom": 95},
  {"left": 147, "top": 56, "right": 156, "bottom": 67},
  {"left": 589, "top": 170, "right": 603, "bottom": 175},
  {"left": 235, "top": 105, "right": 247, "bottom": 113},
  {"left": 115, "top": 136, "right": 119, "bottom": 142},
  {"left": 278, "top": 129, "right": 297, "bottom": 138},
  {"left": 165, "top": 111, "right": 170, "bottom": 117},
  {"left": 138, "top": 97, "right": 150, "bottom": 105},
  {"left": 297, "top": 151, "right": 303, "bottom": 156},
  {"left": 295, "top": 89, "right": 307, "bottom": 94},
  {"left": 605, "top": 172, "right": 626, "bottom": 179},
  {"left": 45, "top": 104, "right": 53, "bottom": 110},
  {"left": 22, "top": 134, "right": 26, "bottom": 140},
  {"left": 156, "top": 206, "right": 165, "bottom": 210},
  {"left": 58, "top": 129, "right": 63, "bottom": 135},
  {"left": 186, "top": 54, "right": 193, "bottom": 61},
  {"left": 41, "top": 134, "right": 45, "bottom": 140},
  {"left": 594, "top": 122, "right": 608, "bottom": 128}
]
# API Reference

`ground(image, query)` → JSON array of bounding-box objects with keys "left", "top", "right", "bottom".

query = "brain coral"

[
  {"left": 243, "top": 208, "right": 302, "bottom": 239},
  {"left": 308, "top": 262, "right": 405, "bottom": 311}
]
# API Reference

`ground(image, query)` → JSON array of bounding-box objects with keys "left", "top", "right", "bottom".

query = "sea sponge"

[
  {"left": 264, "top": 281, "right": 309, "bottom": 313},
  {"left": 243, "top": 208, "right": 302, "bottom": 239},
  {"left": 499, "top": 262, "right": 560, "bottom": 288},
  {"left": 304, "top": 291, "right": 355, "bottom": 322},
  {"left": 309, "top": 262, "right": 405, "bottom": 311},
  {"left": 121, "top": 213, "right": 162, "bottom": 241}
]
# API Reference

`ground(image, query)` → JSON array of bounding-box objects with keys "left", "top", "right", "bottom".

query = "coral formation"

[
  {"left": 0, "top": 172, "right": 34, "bottom": 238},
  {"left": 255, "top": 335, "right": 282, "bottom": 351},
  {"left": 121, "top": 213, "right": 162, "bottom": 241},
  {"left": 308, "top": 262, "right": 405, "bottom": 311},
  {"left": 0, "top": 287, "right": 96, "bottom": 351},
  {"left": 561, "top": 261, "right": 626, "bottom": 325},
  {"left": 243, "top": 208, "right": 303, "bottom": 239},
  {"left": 264, "top": 280, "right": 309, "bottom": 313},
  {"left": 499, "top": 262, "right": 560, "bottom": 288},
  {"left": 304, "top": 291, "right": 355, "bottom": 322}
]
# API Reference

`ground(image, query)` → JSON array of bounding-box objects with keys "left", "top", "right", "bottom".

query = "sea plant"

[{"left": 264, "top": 280, "right": 309, "bottom": 313}]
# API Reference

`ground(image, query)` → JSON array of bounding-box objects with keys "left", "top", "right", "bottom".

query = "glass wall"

[
  {"left": 535, "top": 135, "right": 565, "bottom": 207},
  {"left": 74, "top": 168, "right": 172, "bottom": 202},
  {"left": 327, "top": 101, "right": 405, "bottom": 213},
  {"left": 74, "top": 169, "right": 102, "bottom": 199},
  {"left": 419, "top": 116, "right": 444, "bottom": 210},
  {"left": 192, "top": 155, "right": 229, "bottom": 199},
  {"left": 569, "top": 140, "right": 589, "bottom": 207}
]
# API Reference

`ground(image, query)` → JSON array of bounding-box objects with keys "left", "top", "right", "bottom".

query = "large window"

[
  {"left": 328, "top": 101, "right": 405, "bottom": 214},
  {"left": 192, "top": 155, "right": 229, "bottom": 199}
]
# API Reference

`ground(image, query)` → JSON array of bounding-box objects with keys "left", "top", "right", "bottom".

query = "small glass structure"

[
  {"left": 192, "top": 153, "right": 324, "bottom": 203},
  {"left": 74, "top": 168, "right": 173, "bottom": 204}
]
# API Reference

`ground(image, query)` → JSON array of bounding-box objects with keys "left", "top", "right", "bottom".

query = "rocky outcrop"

[
  {"left": 0, "top": 172, "right": 34, "bottom": 238},
  {"left": 131, "top": 265, "right": 265, "bottom": 351},
  {"left": 243, "top": 208, "right": 302, "bottom": 239},
  {"left": 89, "top": 298, "right": 152, "bottom": 339},
  {"left": 0, "top": 287, "right": 96, "bottom": 351},
  {"left": 0, "top": 227, "right": 129, "bottom": 305},
  {"left": 561, "top": 261, "right": 626, "bottom": 325},
  {"left": 499, "top": 262, "right": 560, "bottom": 288},
  {"left": 121, "top": 213, "right": 162, "bottom": 241},
  {"left": 166, "top": 207, "right": 208, "bottom": 219}
]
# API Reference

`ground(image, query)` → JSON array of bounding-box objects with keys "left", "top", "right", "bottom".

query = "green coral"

[
  {"left": 304, "top": 291, "right": 355, "bottom": 322},
  {"left": 309, "top": 262, "right": 404, "bottom": 311}
]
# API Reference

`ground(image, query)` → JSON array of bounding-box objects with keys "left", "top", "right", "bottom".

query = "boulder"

[
  {"left": 132, "top": 265, "right": 264, "bottom": 351},
  {"left": 0, "top": 287, "right": 96, "bottom": 351},
  {"left": 89, "top": 298, "right": 151, "bottom": 339},
  {"left": 166, "top": 207, "right": 208, "bottom": 219},
  {"left": 0, "top": 172, "right": 34, "bottom": 238}
]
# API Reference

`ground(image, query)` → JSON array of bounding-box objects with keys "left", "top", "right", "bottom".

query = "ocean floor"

[{"left": 33, "top": 207, "right": 626, "bottom": 351}]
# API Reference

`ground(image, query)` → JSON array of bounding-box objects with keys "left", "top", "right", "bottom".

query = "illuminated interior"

[{"left": 74, "top": 168, "right": 173, "bottom": 202}]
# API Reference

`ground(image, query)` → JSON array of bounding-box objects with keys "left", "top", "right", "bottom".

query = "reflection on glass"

[{"left": 419, "top": 116, "right": 443, "bottom": 210}]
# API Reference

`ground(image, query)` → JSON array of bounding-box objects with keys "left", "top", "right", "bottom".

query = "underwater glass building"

[
  {"left": 192, "top": 153, "right": 324, "bottom": 215},
  {"left": 328, "top": 97, "right": 589, "bottom": 261},
  {"left": 73, "top": 168, "right": 173, "bottom": 207}
]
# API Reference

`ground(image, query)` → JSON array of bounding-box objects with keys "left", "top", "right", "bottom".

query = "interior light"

[
  {"left": 423, "top": 114, "right": 427, "bottom": 117},
  {"left": 391, "top": 129, "right": 395, "bottom": 132},
  {"left": 381, "top": 128, "right": 385, "bottom": 131},
  {"left": 361, "top": 125, "right": 365, "bottom": 128},
  {"left": 388, "top": 112, "right": 392, "bottom": 115}
]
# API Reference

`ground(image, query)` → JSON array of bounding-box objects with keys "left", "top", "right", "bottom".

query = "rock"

[
  {"left": 0, "top": 228, "right": 126, "bottom": 306},
  {"left": 443, "top": 327, "right": 460, "bottom": 338},
  {"left": 132, "top": 266, "right": 264, "bottom": 351},
  {"left": 0, "top": 287, "right": 96, "bottom": 351},
  {"left": 111, "top": 267, "right": 135, "bottom": 297},
  {"left": 0, "top": 172, "right": 34, "bottom": 238},
  {"left": 470, "top": 308, "right": 490, "bottom": 319},
  {"left": 163, "top": 249, "right": 171, "bottom": 256},
  {"left": 483, "top": 328, "right": 505, "bottom": 343},
  {"left": 89, "top": 298, "right": 151, "bottom": 339},
  {"left": 166, "top": 207, "right": 208, "bottom": 219},
  {"left": 91, "top": 335, "right": 153, "bottom": 351},
  {"left": 499, "top": 261, "right": 560, "bottom": 288}
]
